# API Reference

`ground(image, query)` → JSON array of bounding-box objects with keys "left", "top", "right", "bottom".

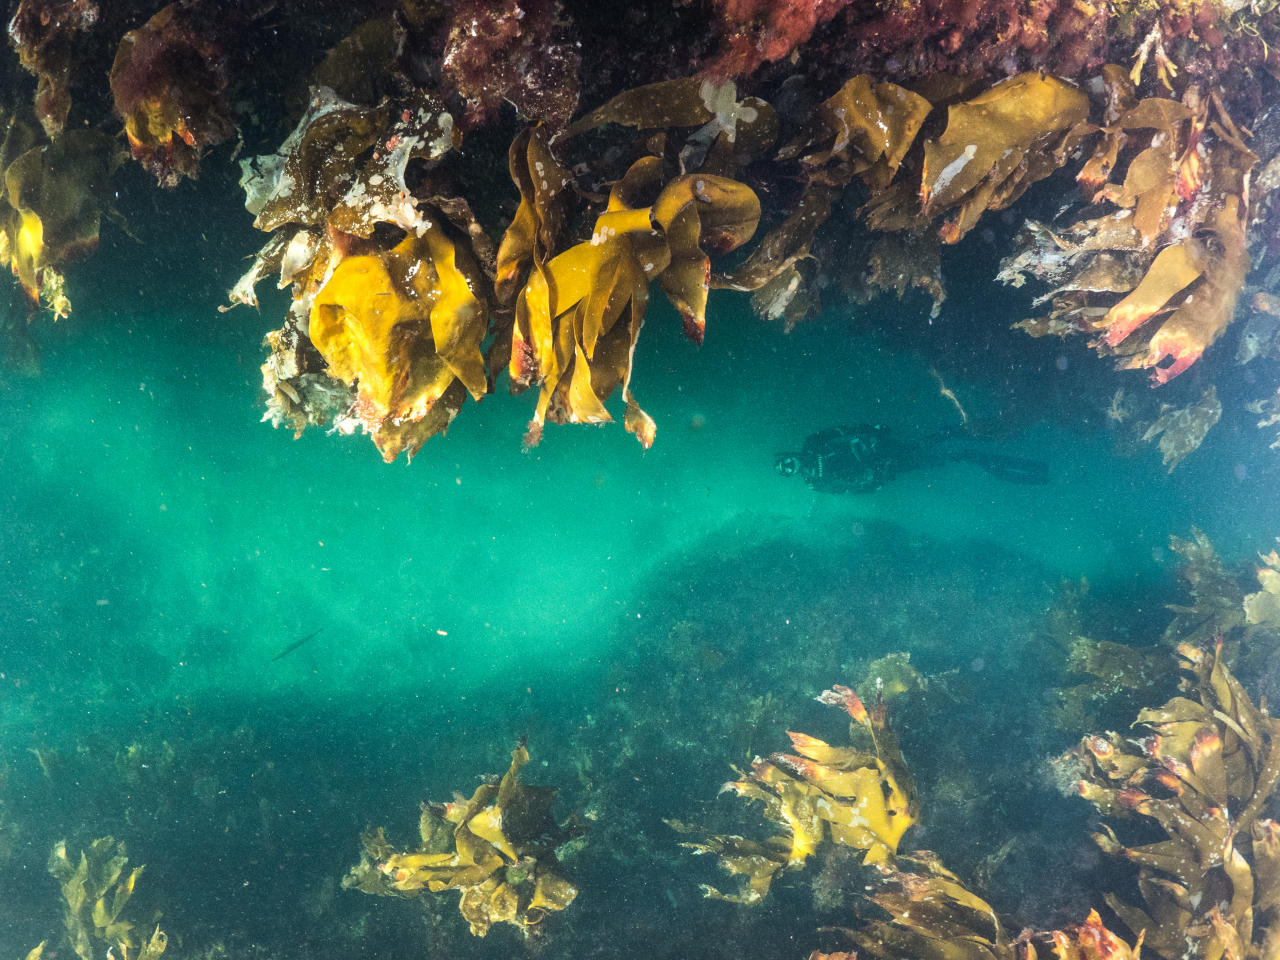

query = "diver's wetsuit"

[
  {"left": 777, "top": 424, "right": 1048, "bottom": 494},
  {"left": 790, "top": 424, "right": 902, "bottom": 494}
]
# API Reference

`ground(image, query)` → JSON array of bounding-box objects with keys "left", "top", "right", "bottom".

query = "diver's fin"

[{"left": 952, "top": 449, "right": 1050, "bottom": 485}]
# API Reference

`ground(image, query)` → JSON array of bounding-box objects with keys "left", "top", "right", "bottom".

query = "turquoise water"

[{"left": 2, "top": 178, "right": 1277, "bottom": 958}]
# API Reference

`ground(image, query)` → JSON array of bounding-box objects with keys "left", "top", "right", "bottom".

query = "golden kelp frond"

[
  {"left": 47, "top": 837, "right": 164, "bottom": 960},
  {"left": 1116, "top": 192, "right": 1249, "bottom": 384},
  {"left": 914, "top": 73, "right": 1090, "bottom": 245},
  {"left": 667, "top": 823, "right": 793, "bottom": 905},
  {"left": 767, "top": 73, "right": 1084, "bottom": 325},
  {"left": 1002, "top": 80, "right": 1255, "bottom": 401},
  {"left": 719, "top": 74, "right": 928, "bottom": 330},
  {"left": 1074, "top": 643, "right": 1280, "bottom": 960},
  {"left": 820, "top": 849, "right": 1146, "bottom": 960},
  {"left": 511, "top": 156, "right": 758, "bottom": 448},
  {"left": 133, "top": 928, "right": 166, "bottom": 960},
  {"left": 309, "top": 223, "right": 488, "bottom": 462},
  {"left": 835, "top": 853, "right": 1019, "bottom": 960},
  {"left": 713, "top": 187, "right": 832, "bottom": 329},
  {"left": 495, "top": 126, "right": 571, "bottom": 306},
  {"left": 562, "top": 76, "right": 776, "bottom": 164},
  {"left": 783, "top": 75, "right": 930, "bottom": 192},
  {"left": 344, "top": 742, "right": 579, "bottom": 938},
  {"left": 675, "top": 684, "right": 917, "bottom": 905},
  {"left": 652, "top": 172, "right": 760, "bottom": 341},
  {"left": 1049, "top": 910, "right": 1143, "bottom": 960},
  {"left": 714, "top": 187, "right": 832, "bottom": 293},
  {"left": 1090, "top": 96, "right": 1194, "bottom": 246},
  {"left": 1094, "top": 241, "right": 1204, "bottom": 349},
  {"left": 564, "top": 77, "right": 720, "bottom": 136}
]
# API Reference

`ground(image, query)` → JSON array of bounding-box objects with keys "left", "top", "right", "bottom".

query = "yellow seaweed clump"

[
  {"left": 829, "top": 890, "right": 1141, "bottom": 960},
  {"left": 721, "top": 75, "right": 929, "bottom": 327},
  {"left": 229, "top": 83, "right": 474, "bottom": 459},
  {"left": 1074, "top": 642, "right": 1280, "bottom": 960},
  {"left": 811, "top": 831, "right": 1161, "bottom": 960},
  {"left": 1001, "top": 73, "right": 1255, "bottom": 388},
  {"left": 861, "top": 73, "right": 1089, "bottom": 245},
  {"left": 308, "top": 223, "right": 489, "bottom": 462},
  {"left": 47, "top": 837, "right": 167, "bottom": 960},
  {"left": 727, "top": 72, "right": 1086, "bottom": 331},
  {"left": 343, "top": 742, "right": 579, "bottom": 938},
  {"left": 828, "top": 852, "right": 1024, "bottom": 960},
  {"left": 1, "top": 121, "right": 121, "bottom": 318},
  {"left": 672, "top": 683, "right": 917, "bottom": 905},
  {"left": 816, "top": 852, "right": 1143, "bottom": 960},
  {"left": 503, "top": 134, "right": 759, "bottom": 447}
]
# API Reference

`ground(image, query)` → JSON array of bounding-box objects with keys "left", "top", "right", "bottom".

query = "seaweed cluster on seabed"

[
  {"left": 343, "top": 740, "right": 581, "bottom": 937},
  {"left": 45, "top": 836, "right": 167, "bottom": 960},
  {"left": 10, "top": 523, "right": 1280, "bottom": 958},
  {"left": 669, "top": 683, "right": 917, "bottom": 905},
  {"left": 701, "top": 643, "right": 1278, "bottom": 960}
]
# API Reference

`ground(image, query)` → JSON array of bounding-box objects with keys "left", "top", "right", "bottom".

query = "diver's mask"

[{"left": 775, "top": 454, "right": 800, "bottom": 477}]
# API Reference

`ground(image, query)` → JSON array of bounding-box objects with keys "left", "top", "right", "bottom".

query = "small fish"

[{"left": 271, "top": 628, "right": 324, "bottom": 662}]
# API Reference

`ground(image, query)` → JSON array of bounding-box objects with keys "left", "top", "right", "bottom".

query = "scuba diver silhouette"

[{"left": 774, "top": 423, "right": 1049, "bottom": 495}]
